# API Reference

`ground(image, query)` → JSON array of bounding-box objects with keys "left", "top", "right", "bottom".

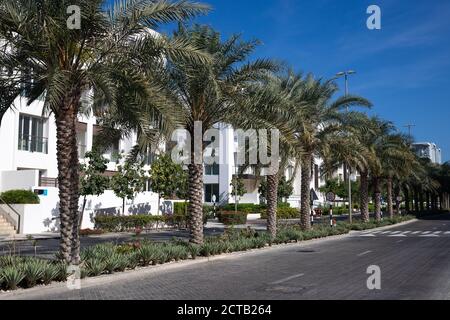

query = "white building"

[
  {"left": 412, "top": 142, "right": 442, "bottom": 164},
  {"left": 0, "top": 96, "right": 327, "bottom": 235}
]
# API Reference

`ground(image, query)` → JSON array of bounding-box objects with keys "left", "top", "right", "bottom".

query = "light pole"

[
  {"left": 336, "top": 70, "right": 356, "bottom": 223},
  {"left": 404, "top": 124, "right": 416, "bottom": 139},
  {"left": 336, "top": 70, "right": 356, "bottom": 106}
]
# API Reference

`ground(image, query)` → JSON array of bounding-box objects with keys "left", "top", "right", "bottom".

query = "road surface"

[{"left": 1, "top": 214, "right": 450, "bottom": 300}]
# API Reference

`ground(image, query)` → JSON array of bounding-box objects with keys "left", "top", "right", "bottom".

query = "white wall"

[{"left": 0, "top": 170, "right": 39, "bottom": 192}]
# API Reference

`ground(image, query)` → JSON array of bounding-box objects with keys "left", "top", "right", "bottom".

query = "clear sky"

[{"left": 107, "top": 0, "right": 450, "bottom": 161}]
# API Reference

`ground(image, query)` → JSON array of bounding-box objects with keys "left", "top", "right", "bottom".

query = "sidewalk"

[{"left": 0, "top": 232, "right": 60, "bottom": 242}]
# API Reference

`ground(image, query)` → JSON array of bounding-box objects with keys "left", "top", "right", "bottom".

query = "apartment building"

[{"left": 412, "top": 142, "right": 443, "bottom": 165}]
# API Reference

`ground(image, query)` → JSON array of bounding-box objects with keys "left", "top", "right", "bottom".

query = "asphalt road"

[{"left": 2, "top": 214, "right": 450, "bottom": 300}]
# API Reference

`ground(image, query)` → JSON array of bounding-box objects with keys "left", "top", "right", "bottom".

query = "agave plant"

[
  {"left": 22, "top": 259, "right": 47, "bottom": 288},
  {"left": 0, "top": 255, "right": 22, "bottom": 267},
  {"left": 84, "top": 259, "right": 106, "bottom": 277},
  {"left": 55, "top": 262, "right": 69, "bottom": 282},
  {"left": 0, "top": 266, "right": 25, "bottom": 291},
  {"left": 188, "top": 244, "right": 201, "bottom": 260},
  {"left": 42, "top": 263, "right": 61, "bottom": 285},
  {"left": 137, "top": 244, "right": 158, "bottom": 266}
]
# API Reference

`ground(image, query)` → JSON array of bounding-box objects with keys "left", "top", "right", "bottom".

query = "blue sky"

[{"left": 107, "top": 0, "right": 450, "bottom": 161}]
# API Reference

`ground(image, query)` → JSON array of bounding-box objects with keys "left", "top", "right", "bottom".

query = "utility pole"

[{"left": 336, "top": 70, "right": 356, "bottom": 223}]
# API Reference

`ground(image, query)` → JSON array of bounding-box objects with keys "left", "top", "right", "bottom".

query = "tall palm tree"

[
  {"left": 351, "top": 117, "right": 396, "bottom": 222},
  {"left": 0, "top": 0, "right": 209, "bottom": 263},
  {"left": 285, "top": 75, "right": 372, "bottom": 229},
  {"left": 164, "top": 25, "right": 279, "bottom": 244},
  {"left": 234, "top": 73, "right": 301, "bottom": 238},
  {"left": 378, "top": 134, "right": 416, "bottom": 218}
]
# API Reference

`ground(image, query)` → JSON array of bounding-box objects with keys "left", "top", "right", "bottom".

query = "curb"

[{"left": 348, "top": 218, "right": 419, "bottom": 235}]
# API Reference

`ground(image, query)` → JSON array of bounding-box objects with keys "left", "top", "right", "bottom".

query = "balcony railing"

[
  {"left": 18, "top": 134, "right": 48, "bottom": 154},
  {"left": 39, "top": 177, "right": 58, "bottom": 188}
]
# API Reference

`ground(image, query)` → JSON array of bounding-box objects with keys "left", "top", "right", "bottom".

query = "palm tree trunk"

[
  {"left": 55, "top": 109, "right": 78, "bottom": 264},
  {"left": 266, "top": 174, "right": 279, "bottom": 239},
  {"left": 300, "top": 153, "right": 312, "bottom": 230},
  {"left": 419, "top": 191, "right": 424, "bottom": 212},
  {"left": 387, "top": 177, "right": 394, "bottom": 218},
  {"left": 69, "top": 113, "right": 81, "bottom": 265},
  {"left": 188, "top": 161, "right": 204, "bottom": 245},
  {"left": 360, "top": 170, "right": 370, "bottom": 222},
  {"left": 404, "top": 187, "right": 410, "bottom": 213},
  {"left": 394, "top": 184, "right": 400, "bottom": 215},
  {"left": 426, "top": 192, "right": 430, "bottom": 211},
  {"left": 414, "top": 188, "right": 420, "bottom": 212},
  {"left": 373, "top": 177, "right": 382, "bottom": 222}
]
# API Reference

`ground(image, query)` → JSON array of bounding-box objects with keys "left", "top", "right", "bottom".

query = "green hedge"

[
  {"left": 220, "top": 204, "right": 264, "bottom": 214},
  {"left": 217, "top": 211, "right": 248, "bottom": 225},
  {"left": 94, "top": 215, "right": 165, "bottom": 232},
  {"left": 261, "top": 207, "right": 299, "bottom": 220},
  {"left": 0, "top": 190, "right": 40, "bottom": 204},
  {"left": 220, "top": 203, "right": 291, "bottom": 215}
]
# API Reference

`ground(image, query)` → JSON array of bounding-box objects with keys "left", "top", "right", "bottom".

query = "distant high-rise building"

[{"left": 412, "top": 142, "right": 442, "bottom": 164}]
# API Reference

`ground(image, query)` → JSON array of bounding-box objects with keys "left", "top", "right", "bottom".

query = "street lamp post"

[{"left": 336, "top": 70, "right": 356, "bottom": 223}]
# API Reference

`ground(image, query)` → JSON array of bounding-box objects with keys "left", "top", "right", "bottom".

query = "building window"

[
  {"left": 204, "top": 184, "right": 219, "bottom": 203},
  {"left": 205, "top": 164, "right": 220, "bottom": 176},
  {"left": 143, "top": 179, "right": 152, "bottom": 192},
  {"left": 18, "top": 114, "right": 48, "bottom": 153}
]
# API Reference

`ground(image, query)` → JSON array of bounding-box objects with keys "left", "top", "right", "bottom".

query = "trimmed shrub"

[
  {"left": 217, "top": 211, "right": 248, "bottom": 225},
  {"left": 219, "top": 203, "right": 276, "bottom": 214},
  {"left": 261, "top": 207, "right": 299, "bottom": 220},
  {"left": 94, "top": 215, "right": 165, "bottom": 232},
  {"left": 79, "top": 229, "right": 105, "bottom": 236},
  {"left": 0, "top": 189, "right": 40, "bottom": 204}
]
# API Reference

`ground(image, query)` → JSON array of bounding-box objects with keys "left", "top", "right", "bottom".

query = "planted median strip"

[{"left": 0, "top": 215, "right": 415, "bottom": 292}]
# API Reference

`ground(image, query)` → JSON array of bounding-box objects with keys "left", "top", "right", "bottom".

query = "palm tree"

[
  {"left": 234, "top": 73, "right": 300, "bottom": 238},
  {"left": 0, "top": 0, "right": 209, "bottom": 263},
  {"left": 378, "top": 134, "right": 416, "bottom": 218},
  {"left": 285, "top": 75, "right": 372, "bottom": 229},
  {"left": 164, "top": 25, "right": 279, "bottom": 244},
  {"left": 349, "top": 117, "right": 396, "bottom": 222},
  {"left": 320, "top": 114, "right": 371, "bottom": 222}
]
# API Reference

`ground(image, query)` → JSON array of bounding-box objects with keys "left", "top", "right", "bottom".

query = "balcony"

[{"left": 18, "top": 134, "right": 48, "bottom": 154}]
